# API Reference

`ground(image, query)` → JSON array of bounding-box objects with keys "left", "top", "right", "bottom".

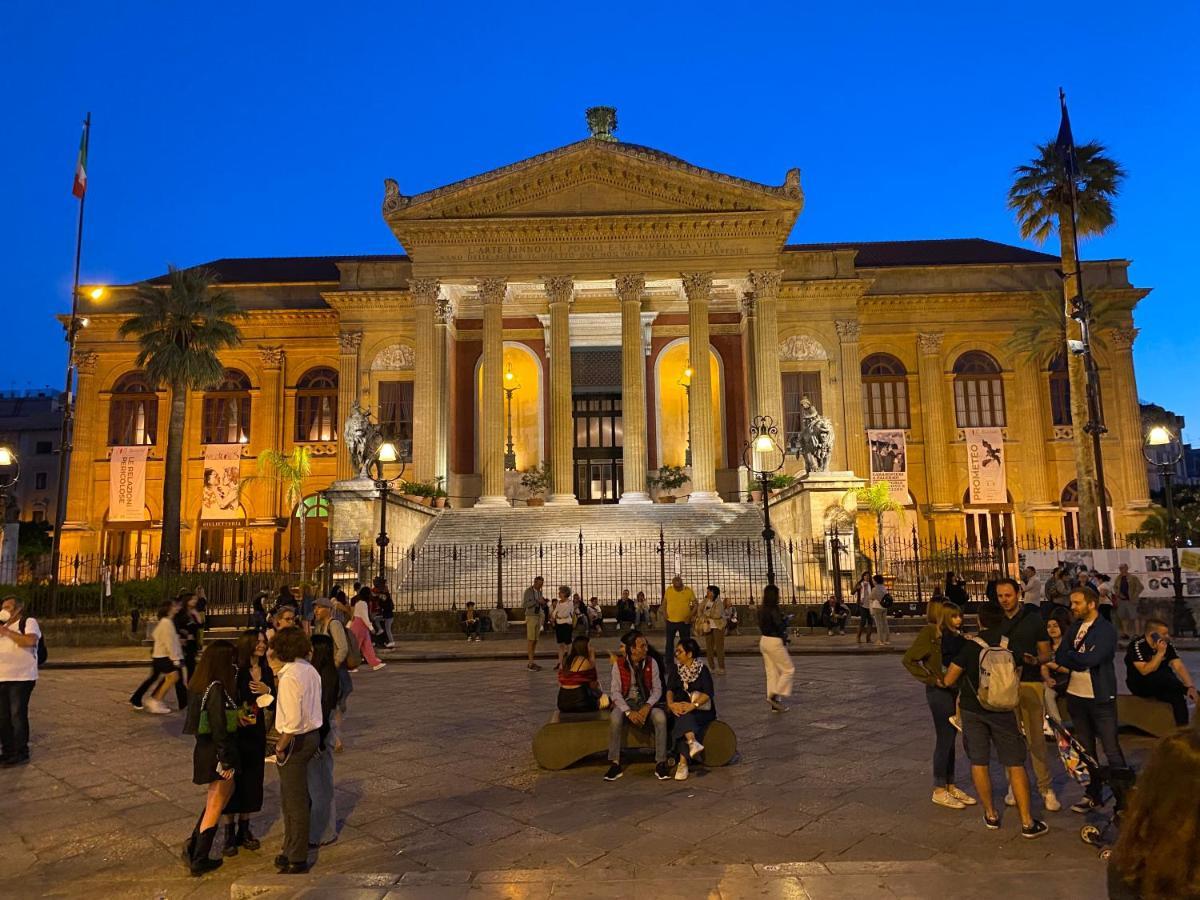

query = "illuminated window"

[
  {"left": 202, "top": 370, "right": 252, "bottom": 444},
  {"left": 861, "top": 354, "right": 910, "bottom": 430},
  {"left": 1049, "top": 353, "right": 1071, "bottom": 426},
  {"left": 377, "top": 381, "right": 414, "bottom": 460},
  {"left": 108, "top": 372, "right": 158, "bottom": 446},
  {"left": 295, "top": 368, "right": 338, "bottom": 442},
  {"left": 953, "top": 352, "right": 1006, "bottom": 428}
]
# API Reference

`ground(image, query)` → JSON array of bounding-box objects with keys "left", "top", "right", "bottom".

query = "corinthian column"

[
  {"left": 916, "top": 332, "right": 953, "bottom": 509},
  {"left": 476, "top": 277, "right": 509, "bottom": 507},
  {"left": 544, "top": 276, "right": 578, "bottom": 504},
  {"left": 749, "top": 270, "right": 784, "bottom": 429},
  {"left": 617, "top": 274, "right": 651, "bottom": 503},
  {"left": 682, "top": 273, "right": 721, "bottom": 503},
  {"left": 741, "top": 293, "right": 758, "bottom": 424},
  {"left": 836, "top": 319, "right": 868, "bottom": 476},
  {"left": 256, "top": 346, "right": 285, "bottom": 517},
  {"left": 433, "top": 295, "right": 453, "bottom": 486},
  {"left": 336, "top": 330, "right": 363, "bottom": 482},
  {"left": 410, "top": 277, "right": 439, "bottom": 482}
]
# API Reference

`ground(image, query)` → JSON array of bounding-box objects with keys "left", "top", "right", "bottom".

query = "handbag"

[{"left": 197, "top": 681, "right": 240, "bottom": 735}]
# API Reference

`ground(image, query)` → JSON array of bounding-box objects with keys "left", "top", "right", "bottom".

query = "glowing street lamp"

[
  {"left": 372, "top": 440, "right": 406, "bottom": 581},
  {"left": 678, "top": 366, "right": 693, "bottom": 466},
  {"left": 503, "top": 363, "right": 521, "bottom": 471},
  {"left": 743, "top": 416, "right": 785, "bottom": 585}
]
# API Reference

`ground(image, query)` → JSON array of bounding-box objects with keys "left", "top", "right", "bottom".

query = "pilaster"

[
  {"left": 545, "top": 275, "right": 577, "bottom": 504},
  {"left": 476, "top": 277, "right": 509, "bottom": 507},
  {"left": 749, "top": 270, "right": 784, "bottom": 430},
  {"left": 1014, "top": 358, "right": 1052, "bottom": 511},
  {"left": 916, "top": 332, "right": 954, "bottom": 511},
  {"left": 433, "top": 295, "right": 453, "bottom": 486},
  {"left": 835, "top": 318, "right": 868, "bottom": 478},
  {"left": 1110, "top": 326, "right": 1150, "bottom": 508},
  {"left": 256, "top": 346, "right": 285, "bottom": 518},
  {"left": 740, "top": 292, "right": 759, "bottom": 427},
  {"left": 682, "top": 272, "right": 721, "bottom": 503},
  {"left": 410, "top": 277, "right": 439, "bottom": 482},
  {"left": 65, "top": 350, "right": 98, "bottom": 526},
  {"left": 617, "top": 274, "right": 651, "bottom": 503},
  {"left": 336, "top": 330, "right": 363, "bottom": 482}
]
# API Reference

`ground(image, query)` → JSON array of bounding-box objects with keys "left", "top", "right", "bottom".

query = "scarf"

[{"left": 677, "top": 659, "right": 704, "bottom": 691}]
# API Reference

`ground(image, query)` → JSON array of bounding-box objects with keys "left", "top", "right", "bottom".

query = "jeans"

[
  {"left": 1066, "top": 694, "right": 1126, "bottom": 802},
  {"left": 871, "top": 608, "right": 890, "bottom": 643},
  {"left": 608, "top": 706, "right": 667, "bottom": 764},
  {"left": 277, "top": 731, "right": 320, "bottom": 864},
  {"left": 1017, "top": 682, "right": 1053, "bottom": 793},
  {"left": 925, "top": 685, "right": 957, "bottom": 788},
  {"left": 379, "top": 617, "right": 395, "bottom": 645},
  {"left": 704, "top": 628, "right": 725, "bottom": 670},
  {"left": 759, "top": 636, "right": 794, "bottom": 698},
  {"left": 307, "top": 745, "right": 337, "bottom": 845},
  {"left": 665, "top": 621, "right": 691, "bottom": 665},
  {"left": 0, "top": 680, "right": 35, "bottom": 761}
]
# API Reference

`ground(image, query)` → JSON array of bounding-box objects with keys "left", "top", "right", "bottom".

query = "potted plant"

[
  {"left": 768, "top": 473, "right": 796, "bottom": 496},
  {"left": 400, "top": 480, "right": 425, "bottom": 505},
  {"left": 649, "top": 465, "right": 689, "bottom": 503},
  {"left": 520, "top": 462, "right": 550, "bottom": 507},
  {"left": 432, "top": 477, "right": 448, "bottom": 509}
]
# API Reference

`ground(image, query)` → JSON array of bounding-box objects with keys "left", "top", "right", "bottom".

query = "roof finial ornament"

[
  {"left": 585, "top": 106, "right": 617, "bottom": 142},
  {"left": 382, "top": 178, "right": 410, "bottom": 214}
]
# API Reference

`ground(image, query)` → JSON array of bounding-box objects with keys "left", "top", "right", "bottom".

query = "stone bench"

[
  {"left": 533, "top": 709, "right": 737, "bottom": 771},
  {"left": 1055, "top": 694, "right": 1182, "bottom": 739}
]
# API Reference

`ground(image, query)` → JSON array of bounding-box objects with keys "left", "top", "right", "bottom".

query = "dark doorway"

[{"left": 573, "top": 393, "right": 623, "bottom": 503}]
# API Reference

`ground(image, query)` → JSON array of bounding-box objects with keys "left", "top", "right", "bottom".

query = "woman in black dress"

[
  {"left": 665, "top": 637, "right": 716, "bottom": 782},
  {"left": 181, "top": 640, "right": 239, "bottom": 876},
  {"left": 220, "top": 630, "right": 273, "bottom": 856}
]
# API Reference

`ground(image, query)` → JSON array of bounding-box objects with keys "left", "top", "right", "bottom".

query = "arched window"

[
  {"left": 1048, "top": 353, "right": 1072, "bottom": 426},
  {"left": 861, "top": 353, "right": 910, "bottom": 429},
  {"left": 202, "top": 369, "right": 252, "bottom": 444},
  {"left": 295, "top": 367, "right": 338, "bottom": 442},
  {"left": 1060, "top": 480, "right": 1114, "bottom": 549},
  {"left": 108, "top": 372, "right": 158, "bottom": 446},
  {"left": 953, "top": 351, "right": 1006, "bottom": 428}
]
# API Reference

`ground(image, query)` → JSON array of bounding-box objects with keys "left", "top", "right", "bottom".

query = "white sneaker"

[
  {"left": 932, "top": 788, "right": 966, "bottom": 810},
  {"left": 146, "top": 697, "right": 171, "bottom": 715},
  {"left": 385, "top": 643, "right": 395, "bottom": 649},
  {"left": 674, "top": 757, "right": 689, "bottom": 781},
  {"left": 947, "top": 785, "right": 977, "bottom": 806},
  {"left": 687, "top": 739, "right": 704, "bottom": 759},
  {"left": 372, "top": 663, "right": 387, "bottom": 671},
  {"left": 1042, "top": 789, "right": 1062, "bottom": 812},
  {"left": 1004, "top": 787, "right": 1016, "bottom": 807}
]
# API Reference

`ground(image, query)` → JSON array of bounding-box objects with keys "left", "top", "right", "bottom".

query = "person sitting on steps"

[
  {"left": 556, "top": 636, "right": 610, "bottom": 713},
  {"left": 819, "top": 595, "right": 849, "bottom": 635},
  {"left": 461, "top": 602, "right": 482, "bottom": 642},
  {"left": 665, "top": 638, "right": 716, "bottom": 782},
  {"left": 604, "top": 630, "right": 669, "bottom": 782}
]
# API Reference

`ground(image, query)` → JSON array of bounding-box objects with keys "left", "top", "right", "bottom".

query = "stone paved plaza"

[{"left": 6, "top": 650, "right": 1183, "bottom": 899}]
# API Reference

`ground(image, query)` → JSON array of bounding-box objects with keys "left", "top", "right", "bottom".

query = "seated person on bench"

[
  {"left": 604, "top": 630, "right": 669, "bottom": 782},
  {"left": 556, "top": 636, "right": 608, "bottom": 713},
  {"left": 665, "top": 637, "right": 716, "bottom": 781},
  {"left": 819, "top": 596, "right": 849, "bottom": 635},
  {"left": 461, "top": 601, "right": 481, "bottom": 641},
  {"left": 1126, "top": 618, "right": 1198, "bottom": 726}
]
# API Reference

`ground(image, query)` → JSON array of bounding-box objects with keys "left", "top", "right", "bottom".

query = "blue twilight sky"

[{"left": 2, "top": 2, "right": 1197, "bottom": 429}]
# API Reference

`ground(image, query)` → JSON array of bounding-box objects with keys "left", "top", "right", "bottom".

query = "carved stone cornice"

[
  {"left": 73, "top": 350, "right": 99, "bottom": 374},
  {"left": 476, "top": 277, "right": 508, "bottom": 306},
  {"left": 748, "top": 270, "right": 783, "bottom": 301},
  {"left": 780, "top": 279, "right": 875, "bottom": 302},
  {"left": 257, "top": 346, "right": 284, "bottom": 369},
  {"left": 614, "top": 274, "right": 646, "bottom": 303},
  {"left": 917, "top": 332, "right": 944, "bottom": 356},
  {"left": 543, "top": 275, "right": 575, "bottom": 306},
  {"left": 338, "top": 331, "right": 364, "bottom": 354},
  {"left": 681, "top": 272, "right": 714, "bottom": 303},
  {"left": 834, "top": 319, "right": 861, "bottom": 341},
  {"left": 1109, "top": 325, "right": 1139, "bottom": 350},
  {"left": 410, "top": 277, "right": 441, "bottom": 306}
]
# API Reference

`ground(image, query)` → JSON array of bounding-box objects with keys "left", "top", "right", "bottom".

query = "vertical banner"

[
  {"left": 201, "top": 445, "right": 242, "bottom": 519},
  {"left": 867, "top": 429, "right": 908, "bottom": 497},
  {"left": 965, "top": 427, "right": 1007, "bottom": 505},
  {"left": 109, "top": 446, "right": 149, "bottom": 522}
]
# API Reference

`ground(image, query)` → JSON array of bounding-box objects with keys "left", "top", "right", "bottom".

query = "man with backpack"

[
  {"left": 0, "top": 596, "right": 41, "bottom": 766},
  {"left": 943, "top": 605, "right": 1049, "bottom": 839}
]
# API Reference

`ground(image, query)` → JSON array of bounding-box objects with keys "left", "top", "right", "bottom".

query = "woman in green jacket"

[{"left": 902, "top": 600, "right": 975, "bottom": 810}]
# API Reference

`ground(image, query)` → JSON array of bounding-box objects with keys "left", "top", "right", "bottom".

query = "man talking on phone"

[{"left": 1126, "top": 618, "right": 1198, "bottom": 725}]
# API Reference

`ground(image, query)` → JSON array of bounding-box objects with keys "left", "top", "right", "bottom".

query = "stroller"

[{"left": 1046, "top": 715, "right": 1137, "bottom": 859}]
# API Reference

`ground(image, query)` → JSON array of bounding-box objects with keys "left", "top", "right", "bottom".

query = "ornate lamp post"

[
  {"left": 503, "top": 363, "right": 521, "bottom": 471},
  {"left": 743, "top": 415, "right": 785, "bottom": 585},
  {"left": 678, "top": 366, "right": 693, "bottom": 466},
  {"left": 1143, "top": 425, "right": 1189, "bottom": 634},
  {"left": 372, "top": 440, "right": 406, "bottom": 582}
]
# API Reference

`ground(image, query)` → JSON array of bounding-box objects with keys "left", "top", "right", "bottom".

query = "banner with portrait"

[
  {"left": 965, "top": 427, "right": 1007, "bottom": 505},
  {"left": 867, "top": 429, "right": 908, "bottom": 498},
  {"left": 109, "top": 446, "right": 149, "bottom": 522},
  {"left": 201, "top": 445, "right": 242, "bottom": 519}
]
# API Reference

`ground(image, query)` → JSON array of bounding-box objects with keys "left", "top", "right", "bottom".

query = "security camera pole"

[{"left": 1057, "top": 90, "right": 1112, "bottom": 549}]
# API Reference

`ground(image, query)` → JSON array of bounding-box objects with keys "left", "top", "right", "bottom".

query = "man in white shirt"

[
  {"left": 1021, "top": 567, "right": 1044, "bottom": 611},
  {"left": 270, "top": 627, "right": 324, "bottom": 874},
  {"left": 0, "top": 596, "right": 39, "bottom": 766}
]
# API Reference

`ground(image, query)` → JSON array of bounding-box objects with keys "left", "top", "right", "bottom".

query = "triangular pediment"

[{"left": 384, "top": 140, "right": 803, "bottom": 222}]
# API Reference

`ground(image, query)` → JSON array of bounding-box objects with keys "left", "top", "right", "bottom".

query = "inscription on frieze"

[{"left": 441, "top": 239, "right": 755, "bottom": 263}]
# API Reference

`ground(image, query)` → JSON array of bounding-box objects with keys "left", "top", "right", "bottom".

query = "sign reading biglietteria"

[
  {"left": 965, "top": 427, "right": 1007, "bottom": 505},
  {"left": 867, "top": 429, "right": 908, "bottom": 498},
  {"left": 109, "top": 446, "right": 149, "bottom": 522}
]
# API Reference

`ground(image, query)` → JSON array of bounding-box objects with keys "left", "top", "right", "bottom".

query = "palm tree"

[
  {"left": 253, "top": 447, "right": 313, "bottom": 577},
  {"left": 1008, "top": 139, "right": 1126, "bottom": 547},
  {"left": 855, "top": 482, "right": 903, "bottom": 572},
  {"left": 119, "top": 266, "right": 243, "bottom": 575},
  {"left": 1008, "top": 290, "right": 1127, "bottom": 364}
]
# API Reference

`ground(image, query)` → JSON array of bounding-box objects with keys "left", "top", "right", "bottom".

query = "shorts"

[
  {"left": 961, "top": 708, "right": 1027, "bottom": 767},
  {"left": 554, "top": 623, "right": 574, "bottom": 645},
  {"left": 525, "top": 611, "right": 543, "bottom": 642}
]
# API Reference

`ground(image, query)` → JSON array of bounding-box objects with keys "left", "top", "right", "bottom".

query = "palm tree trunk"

[
  {"left": 299, "top": 500, "right": 307, "bottom": 581},
  {"left": 1058, "top": 212, "right": 1100, "bottom": 547},
  {"left": 876, "top": 511, "right": 887, "bottom": 573},
  {"left": 159, "top": 384, "right": 187, "bottom": 576}
]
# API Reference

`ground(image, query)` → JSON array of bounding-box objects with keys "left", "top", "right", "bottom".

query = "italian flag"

[{"left": 72, "top": 124, "right": 88, "bottom": 198}]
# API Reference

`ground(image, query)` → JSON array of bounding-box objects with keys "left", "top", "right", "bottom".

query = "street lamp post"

[
  {"left": 371, "top": 440, "right": 405, "bottom": 582},
  {"left": 1143, "top": 425, "right": 1191, "bottom": 636},
  {"left": 678, "top": 366, "right": 693, "bottom": 466},
  {"left": 503, "top": 363, "right": 520, "bottom": 471},
  {"left": 743, "top": 415, "right": 785, "bottom": 586}
]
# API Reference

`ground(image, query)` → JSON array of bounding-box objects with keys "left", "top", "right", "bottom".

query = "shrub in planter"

[
  {"left": 520, "top": 462, "right": 551, "bottom": 506},
  {"left": 648, "top": 465, "right": 689, "bottom": 503}
]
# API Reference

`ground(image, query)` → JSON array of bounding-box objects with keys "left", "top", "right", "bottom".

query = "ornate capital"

[
  {"left": 1109, "top": 325, "right": 1139, "bottom": 350},
  {"left": 73, "top": 350, "right": 99, "bottom": 374},
  {"left": 543, "top": 275, "right": 575, "bottom": 306},
  {"left": 834, "top": 319, "right": 861, "bottom": 341},
  {"left": 434, "top": 296, "right": 454, "bottom": 324},
  {"left": 614, "top": 274, "right": 646, "bottom": 303},
  {"left": 748, "top": 270, "right": 782, "bottom": 301},
  {"left": 740, "top": 292, "right": 757, "bottom": 317},
  {"left": 257, "top": 345, "right": 284, "bottom": 369},
  {"left": 917, "top": 332, "right": 944, "bottom": 355},
  {"left": 681, "top": 272, "right": 713, "bottom": 303},
  {"left": 410, "top": 277, "right": 441, "bottom": 306},
  {"left": 338, "top": 330, "right": 364, "bottom": 354},
  {"left": 476, "top": 277, "right": 508, "bottom": 306}
]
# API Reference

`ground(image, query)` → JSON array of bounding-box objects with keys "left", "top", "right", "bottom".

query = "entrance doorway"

[{"left": 573, "top": 393, "right": 623, "bottom": 503}]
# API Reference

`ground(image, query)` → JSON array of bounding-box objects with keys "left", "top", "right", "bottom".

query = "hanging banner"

[
  {"left": 867, "top": 429, "right": 908, "bottom": 498},
  {"left": 109, "top": 446, "right": 149, "bottom": 522},
  {"left": 201, "top": 445, "right": 242, "bottom": 519},
  {"left": 965, "top": 427, "right": 1007, "bottom": 505}
]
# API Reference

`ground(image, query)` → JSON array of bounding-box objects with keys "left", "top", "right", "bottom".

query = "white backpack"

[{"left": 969, "top": 635, "right": 1020, "bottom": 711}]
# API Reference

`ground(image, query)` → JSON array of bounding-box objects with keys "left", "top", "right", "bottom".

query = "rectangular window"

[
  {"left": 34, "top": 472, "right": 47, "bottom": 490},
  {"left": 377, "top": 381, "right": 414, "bottom": 460},
  {"left": 35, "top": 441, "right": 52, "bottom": 455},
  {"left": 954, "top": 377, "right": 1006, "bottom": 428},
  {"left": 782, "top": 372, "right": 823, "bottom": 449},
  {"left": 202, "top": 396, "right": 250, "bottom": 444},
  {"left": 1049, "top": 374, "right": 1072, "bottom": 426},
  {"left": 296, "top": 394, "right": 337, "bottom": 442},
  {"left": 862, "top": 379, "right": 910, "bottom": 430},
  {"left": 109, "top": 397, "right": 157, "bottom": 446}
]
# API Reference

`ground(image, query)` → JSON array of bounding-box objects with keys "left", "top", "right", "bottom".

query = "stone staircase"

[{"left": 390, "top": 503, "right": 788, "bottom": 610}]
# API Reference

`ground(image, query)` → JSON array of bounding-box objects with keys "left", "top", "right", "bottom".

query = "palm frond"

[
  {"left": 855, "top": 482, "right": 902, "bottom": 516},
  {"left": 1007, "top": 140, "right": 1126, "bottom": 246},
  {"left": 1007, "top": 290, "right": 1130, "bottom": 364}
]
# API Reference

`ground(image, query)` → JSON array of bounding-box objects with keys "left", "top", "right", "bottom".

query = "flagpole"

[
  {"left": 50, "top": 112, "right": 91, "bottom": 613},
  {"left": 1058, "top": 89, "right": 1113, "bottom": 550}
]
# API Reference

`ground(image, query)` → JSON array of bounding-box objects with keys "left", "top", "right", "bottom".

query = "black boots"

[
  {"left": 236, "top": 819, "right": 261, "bottom": 851},
  {"left": 222, "top": 823, "right": 239, "bottom": 857},
  {"left": 187, "top": 827, "right": 223, "bottom": 876}
]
